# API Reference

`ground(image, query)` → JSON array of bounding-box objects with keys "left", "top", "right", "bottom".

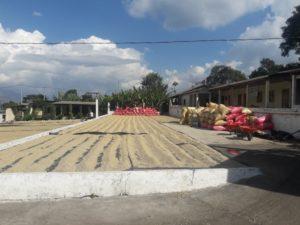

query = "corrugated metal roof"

[
  {"left": 209, "top": 68, "right": 300, "bottom": 90},
  {"left": 53, "top": 101, "right": 95, "bottom": 105}
]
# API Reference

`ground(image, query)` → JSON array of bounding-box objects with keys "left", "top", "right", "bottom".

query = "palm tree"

[{"left": 172, "top": 81, "right": 179, "bottom": 94}]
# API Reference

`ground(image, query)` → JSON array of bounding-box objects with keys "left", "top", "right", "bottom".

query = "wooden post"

[
  {"left": 218, "top": 89, "right": 221, "bottom": 104},
  {"left": 60, "top": 105, "right": 63, "bottom": 115},
  {"left": 69, "top": 104, "right": 72, "bottom": 117},
  {"left": 291, "top": 75, "right": 295, "bottom": 109},
  {"left": 246, "top": 84, "right": 249, "bottom": 107},
  {"left": 53, "top": 105, "right": 57, "bottom": 117},
  {"left": 265, "top": 80, "right": 270, "bottom": 108}
]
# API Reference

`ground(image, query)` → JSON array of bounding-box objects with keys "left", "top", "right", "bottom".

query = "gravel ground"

[{"left": 0, "top": 116, "right": 229, "bottom": 173}]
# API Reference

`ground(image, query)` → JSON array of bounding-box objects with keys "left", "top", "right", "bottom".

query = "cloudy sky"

[{"left": 0, "top": 0, "right": 299, "bottom": 101}]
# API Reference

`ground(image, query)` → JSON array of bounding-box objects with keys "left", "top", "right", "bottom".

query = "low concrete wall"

[
  {"left": 169, "top": 105, "right": 182, "bottom": 118},
  {"left": 0, "top": 168, "right": 260, "bottom": 201},
  {"left": 251, "top": 108, "right": 300, "bottom": 139},
  {"left": 0, "top": 114, "right": 109, "bottom": 151}
]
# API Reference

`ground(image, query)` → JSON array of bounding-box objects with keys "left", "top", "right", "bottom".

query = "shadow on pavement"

[
  {"left": 213, "top": 146, "right": 300, "bottom": 197},
  {"left": 74, "top": 131, "right": 147, "bottom": 136}
]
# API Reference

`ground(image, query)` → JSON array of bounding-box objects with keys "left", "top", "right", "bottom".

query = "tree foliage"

[
  {"left": 206, "top": 65, "right": 246, "bottom": 87},
  {"left": 140, "top": 73, "right": 168, "bottom": 108},
  {"left": 98, "top": 73, "right": 168, "bottom": 113},
  {"left": 280, "top": 5, "right": 300, "bottom": 57},
  {"left": 249, "top": 58, "right": 284, "bottom": 78},
  {"left": 62, "top": 89, "right": 80, "bottom": 101}
]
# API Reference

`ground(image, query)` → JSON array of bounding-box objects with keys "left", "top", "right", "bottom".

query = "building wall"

[
  {"left": 218, "top": 81, "right": 292, "bottom": 108},
  {"left": 252, "top": 108, "right": 300, "bottom": 139},
  {"left": 248, "top": 84, "right": 265, "bottom": 108},
  {"left": 169, "top": 105, "right": 182, "bottom": 118},
  {"left": 181, "top": 94, "right": 190, "bottom": 106},
  {"left": 268, "top": 81, "right": 291, "bottom": 108},
  {"left": 221, "top": 87, "right": 246, "bottom": 106}
]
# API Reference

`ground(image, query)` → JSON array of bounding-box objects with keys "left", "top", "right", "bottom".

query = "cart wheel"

[{"left": 247, "top": 133, "right": 253, "bottom": 141}]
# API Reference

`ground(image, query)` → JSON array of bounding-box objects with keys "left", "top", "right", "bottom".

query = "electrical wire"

[{"left": 0, "top": 37, "right": 293, "bottom": 46}]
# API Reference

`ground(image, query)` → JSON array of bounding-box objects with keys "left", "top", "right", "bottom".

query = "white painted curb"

[
  {"left": 0, "top": 167, "right": 261, "bottom": 201},
  {"left": 0, "top": 114, "right": 110, "bottom": 151}
]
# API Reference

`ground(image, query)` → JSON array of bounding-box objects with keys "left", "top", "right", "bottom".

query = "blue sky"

[
  {"left": 0, "top": 0, "right": 268, "bottom": 72},
  {"left": 0, "top": 0, "right": 298, "bottom": 100}
]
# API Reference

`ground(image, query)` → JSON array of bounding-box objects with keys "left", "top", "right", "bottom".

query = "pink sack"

[
  {"left": 213, "top": 125, "right": 227, "bottom": 131},
  {"left": 257, "top": 114, "right": 272, "bottom": 123},
  {"left": 230, "top": 107, "right": 243, "bottom": 114}
]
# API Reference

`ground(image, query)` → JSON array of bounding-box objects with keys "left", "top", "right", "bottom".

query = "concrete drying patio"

[
  {"left": 0, "top": 116, "right": 240, "bottom": 173},
  {"left": 0, "top": 120, "right": 79, "bottom": 144}
]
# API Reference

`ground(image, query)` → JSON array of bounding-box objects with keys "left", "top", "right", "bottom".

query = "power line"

[
  {"left": 0, "top": 37, "right": 291, "bottom": 46},
  {"left": 0, "top": 84, "right": 99, "bottom": 94}
]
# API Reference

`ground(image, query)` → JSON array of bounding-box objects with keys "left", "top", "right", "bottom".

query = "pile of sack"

[
  {"left": 198, "top": 103, "right": 230, "bottom": 131},
  {"left": 113, "top": 107, "right": 160, "bottom": 116},
  {"left": 179, "top": 103, "right": 273, "bottom": 132}
]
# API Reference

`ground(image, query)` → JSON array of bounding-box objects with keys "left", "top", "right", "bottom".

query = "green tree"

[
  {"left": 81, "top": 92, "right": 95, "bottom": 102},
  {"left": 140, "top": 73, "right": 168, "bottom": 109},
  {"left": 206, "top": 65, "right": 246, "bottom": 87},
  {"left": 23, "top": 94, "right": 45, "bottom": 103},
  {"left": 62, "top": 89, "right": 80, "bottom": 101},
  {"left": 280, "top": 5, "right": 300, "bottom": 57},
  {"left": 249, "top": 58, "right": 284, "bottom": 78}
]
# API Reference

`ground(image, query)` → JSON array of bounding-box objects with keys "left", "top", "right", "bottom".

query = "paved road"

[
  {"left": 1, "top": 147, "right": 300, "bottom": 225},
  {"left": 0, "top": 175, "right": 299, "bottom": 225}
]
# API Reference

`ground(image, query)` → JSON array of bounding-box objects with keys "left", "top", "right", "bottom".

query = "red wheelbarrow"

[{"left": 238, "top": 125, "right": 257, "bottom": 141}]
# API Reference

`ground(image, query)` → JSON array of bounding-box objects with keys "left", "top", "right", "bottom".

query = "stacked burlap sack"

[
  {"left": 179, "top": 103, "right": 230, "bottom": 130},
  {"left": 198, "top": 103, "right": 230, "bottom": 131},
  {"left": 179, "top": 107, "right": 204, "bottom": 125},
  {"left": 179, "top": 102, "right": 273, "bottom": 132}
]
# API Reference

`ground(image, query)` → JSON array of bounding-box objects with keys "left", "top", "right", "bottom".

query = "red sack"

[
  {"left": 256, "top": 122, "right": 274, "bottom": 130},
  {"left": 236, "top": 114, "right": 246, "bottom": 122},
  {"left": 226, "top": 113, "right": 239, "bottom": 121}
]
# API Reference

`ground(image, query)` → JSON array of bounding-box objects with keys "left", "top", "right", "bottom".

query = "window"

[
  {"left": 257, "top": 91, "right": 263, "bottom": 103},
  {"left": 296, "top": 79, "right": 300, "bottom": 105},
  {"left": 269, "top": 90, "right": 275, "bottom": 103},
  {"left": 183, "top": 99, "right": 186, "bottom": 106}
]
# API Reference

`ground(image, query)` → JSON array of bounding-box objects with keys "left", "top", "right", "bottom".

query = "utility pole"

[
  {"left": 43, "top": 87, "right": 46, "bottom": 101},
  {"left": 20, "top": 87, "right": 23, "bottom": 104}
]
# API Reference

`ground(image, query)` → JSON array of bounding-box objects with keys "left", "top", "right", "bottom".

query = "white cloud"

[
  {"left": 125, "top": 0, "right": 299, "bottom": 77},
  {"left": 228, "top": 1, "right": 299, "bottom": 74},
  {"left": 125, "top": 0, "right": 273, "bottom": 30},
  {"left": 0, "top": 24, "right": 151, "bottom": 100},
  {"left": 33, "top": 11, "right": 42, "bottom": 17},
  {"left": 164, "top": 60, "right": 241, "bottom": 91}
]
